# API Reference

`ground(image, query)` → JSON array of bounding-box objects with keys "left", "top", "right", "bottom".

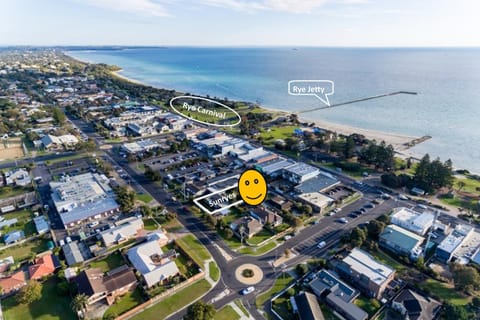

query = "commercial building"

[
  {"left": 336, "top": 248, "right": 395, "bottom": 299},
  {"left": 379, "top": 225, "right": 425, "bottom": 258},
  {"left": 435, "top": 224, "right": 474, "bottom": 263},
  {"left": 254, "top": 157, "right": 296, "bottom": 178},
  {"left": 294, "top": 173, "right": 340, "bottom": 194},
  {"left": 282, "top": 162, "right": 320, "bottom": 184},
  {"left": 127, "top": 232, "right": 178, "bottom": 288},
  {"left": 122, "top": 139, "right": 159, "bottom": 154},
  {"left": 297, "top": 192, "right": 334, "bottom": 213},
  {"left": 390, "top": 207, "right": 435, "bottom": 236},
  {"left": 50, "top": 173, "right": 120, "bottom": 228}
]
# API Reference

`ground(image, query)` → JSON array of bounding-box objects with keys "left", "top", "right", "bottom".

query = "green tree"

[
  {"left": 71, "top": 293, "right": 89, "bottom": 319},
  {"left": 343, "top": 136, "right": 356, "bottom": 159},
  {"left": 52, "top": 107, "right": 66, "bottom": 125},
  {"left": 296, "top": 263, "right": 309, "bottom": 276},
  {"left": 114, "top": 186, "right": 136, "bottom": 212},
  {"left": 452, "top": 265, "right": 480, "bottom": 293},
  {"left": 350, "top": 227, "right": 367, "bottom": 247},
  {"left": 367, "top": 220, "right": 386, "bottom": 239},
  {"left": 443, "top": 303, "right": 469, "bottom": 320},
  {"left": 184, "top": 301, "right": 216, "bottom": 320},
  {"left": 18, "top": 281, "right": 42, "bottom": 304}
]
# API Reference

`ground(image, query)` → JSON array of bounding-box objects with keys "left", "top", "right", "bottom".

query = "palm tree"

[
  {"left": 457, "top": 181, "right": 466, "bottom": 192},
  {"left": 71, "top": 294, "right": 89, "bottom": 319}
]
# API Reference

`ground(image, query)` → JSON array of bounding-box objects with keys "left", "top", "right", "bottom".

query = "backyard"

[
  {"left": 103, "top": 287, "right": 145, "bottom": 319},
  {"left": 89, "top": 251, "right": 126, "bottom": 272},
  {"left": 2, "top": 277, "right": 76, "bottom": 320},
  {"left": 175, "top": 234, "right": 211, "bottom": 266},
  {"left": 0, "top": 237, "right": 49, "bottom": 262},
  {"left": 418, "top": 278, "right": 470, "bottom": 306}
]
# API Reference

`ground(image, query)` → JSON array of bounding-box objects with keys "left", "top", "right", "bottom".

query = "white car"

[
  {"left": 317, "top": 241, "right": 326, "bottom": 249},
  {"left": 59, "top": 239, "right": 65, "bottom": 246},
  {"left": 338, "top": 218, "right": 348, "bottom": 224},
  {"left": 66, "top": 236, "right": 72, "bottom": 243},
  {"left": 242, "top": 286, "right": 255, "bottom": 295}
]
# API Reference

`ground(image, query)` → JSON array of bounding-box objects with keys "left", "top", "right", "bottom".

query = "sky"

[{"left": 0, "top": 0, "right": 478, "bottom": 47}]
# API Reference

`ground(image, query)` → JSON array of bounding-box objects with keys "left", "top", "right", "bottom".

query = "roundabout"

[{"left": 235, "top": 263, "right": 264, "bottom": 285}]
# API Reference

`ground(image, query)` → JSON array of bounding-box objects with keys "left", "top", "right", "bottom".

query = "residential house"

[
  {"left": 76, "top": 265, "right": 137, "bottom": 305},
  {"left": 63, "top": 241, "right": 91, "bottom": 266},
  {"left": 392, "top": 289, "right": 442, "bottom": 320},
  {"left": 230, "top": 217, "right": 264, "bottom": 239},
  {"left": 28, "top": 254, "right": 59, "bottom": 280},
  {"left": 127, "top": 232, "right": 179, "bottom": 288},
  {"left": 100, "top": 217, "right": 144, "bottom": 247},
  {"left": 4, "top": 168, "right": 31, "bottom": 187},
  {"left": 0, "top": 271, "right": 27, "bottom": 297},
  {"left": 4, "top": 230, "right": 25, "bottom": 245},
  {"left": 336, "top": 248, "right": 395, "bottom": 299},
  {"left": 249, "top": 207, "right": 283, "bottom": 227},
  {"left": 33, "top": 215, "right": 50, "bottom": 234},
  {"left": 41, "top": 134, "right": 79, "bottom": 150},
  {"left": 0, "top": 256, "right": 14, "bottom": 274}
]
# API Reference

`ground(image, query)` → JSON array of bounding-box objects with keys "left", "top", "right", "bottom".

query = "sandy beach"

[{"left": 111, "top": 69, "right": 143, "bottom": 85}]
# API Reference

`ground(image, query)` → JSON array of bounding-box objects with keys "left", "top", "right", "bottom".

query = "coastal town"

[{"left": 0, "top": 48, "right": 479, "bottom": 320}]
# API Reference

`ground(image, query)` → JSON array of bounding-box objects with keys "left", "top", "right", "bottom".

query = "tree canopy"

[{"left": 184, "top": 301, "right": 216, "bottom": 320}]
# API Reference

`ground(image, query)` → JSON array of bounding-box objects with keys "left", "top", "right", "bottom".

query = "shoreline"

[{"left": 65, "top": 51, "right": 427, "bottom": 161}]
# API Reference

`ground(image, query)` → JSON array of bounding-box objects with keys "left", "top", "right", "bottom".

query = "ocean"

[{"left": 67, "top": 47, "right": 480, "bottom": 173}]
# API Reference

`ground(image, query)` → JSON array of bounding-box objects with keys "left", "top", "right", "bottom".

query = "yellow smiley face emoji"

[{"left": 238, "top": 169, "right": 267, "bottom": 206}]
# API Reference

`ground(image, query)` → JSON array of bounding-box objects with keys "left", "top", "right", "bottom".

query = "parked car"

[
  {"left": 317, "top": 241, "right": 326, "bottom": 248},
  {"left": 338, "top": 218, "right": 348, "bottom": 224}
]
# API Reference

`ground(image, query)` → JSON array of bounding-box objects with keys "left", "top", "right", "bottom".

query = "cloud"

[
  {"left": 200, "top": 0, "right": 331, "bottom": 13},
  {"left": 79, "top": 0, "right": 171, "bottom": 17}
]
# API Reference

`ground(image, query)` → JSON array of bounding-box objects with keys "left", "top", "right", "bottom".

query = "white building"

[
  {"left": 282, "top": 162, "right": 320, "bottom": 184},
  {"left": 127, "top": 232, "right": 178, "bottom": 288},
  {"left": 50, "top": 173, "right": 120, "bottom": 228},
  {"left": 101, "top": 218, "right": 144, "bottom": 247},
  {"left": 4, "top": 168, "right": 31, "bottom": 187},
  {"left": 41, "top": 134, "right": 79, "bottom": 150},
  {"left": 436, "top": 224, "right": 474, "bottom": 263},
  {"left": 390, "top": 207, "right": 435, "bottom": 235}
]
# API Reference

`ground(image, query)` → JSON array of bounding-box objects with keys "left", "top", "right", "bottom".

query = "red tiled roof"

[
  {"left": 0, "top": 271, "right": 27, "bottom": 294},
  {"left": 28, "top": 254, "right": 56, "bottom": 280}
]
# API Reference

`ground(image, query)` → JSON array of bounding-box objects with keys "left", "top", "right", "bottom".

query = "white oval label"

[{"left": 169, "top": 95, "right": 241, "bottom": 127}]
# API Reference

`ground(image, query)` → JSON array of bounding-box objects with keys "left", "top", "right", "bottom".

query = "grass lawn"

[
  {"left": 0, "top": 237, "right": 49, "bottom": 262},
  {"left": 354, "top": 295, "right": 381, "bottom": 316},
  {"left": 137, "top": 193, "right": 153, "bottom": 203},
  {"left": 209, "top": 261, "right": 220, "bottom": 282},
  {"left": 176, "top": 235, "right": 211, "bottom": 266},
  {"left": 247, "top": 229, "right": 274, "bottom": 245},
  {"left": 239, "top": 241, "right": 277, "bottom": 256},
  {"left": 1, "top": 209, "right": 36, "bottom": 238},
  {"left": 2, "top": 277, "right": 76, "bottom": 320},
  {"left": 89, "top": 251, "right": 125, "bottom": 272},
  {"left": 418, "top": 278, "right": 470, "bottom": 306},
  {"left": 439, "top": 196, "right": 466, "bottom": 208},
  {"left": 454, "top": 176, "right": 480, "bottom": 194},
  {"left": 143, "top": 218, "right": 159, "bottom": 231},
  {"left": 162, "top": 243, "right": 198, "bottom": 277},
  {"left": 256, "top": 273, "right": 294, "bottom": 308},
  {"left": 0, "top": 186, "right": 32, "bottom": 200},
  {"left": 162, "top": 218, "right": 183, "bottom": 232},
  {"left": 214, "top": 305, "right": 240, "bottom": 320},
  {"left": 130, "top": 279, "right": 211, "bottom": 320},
  {"left": 259, "top": 125, "right": 299, "bottom": 143},
  {"left": 369, "top": 249, "right": 407, "bottom": 274},
  {"left": 103, "top": 287, "right": 145, "bottom": 318}
]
